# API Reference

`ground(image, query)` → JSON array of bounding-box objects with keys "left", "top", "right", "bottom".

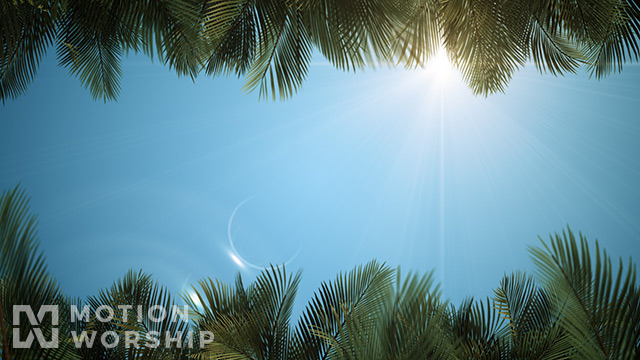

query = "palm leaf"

[
  {"left": 72, "top": 269, "right": 195, "bottom": 360},
  {"left": 493, "top": 271, "right": 572, "bottom": 359},
  {"left": 134, "top": 0, "right": 206, "bottom": 79},
  {"left": 583, "top": 0, "right": 640, "bottom": 78},
  {"left": 450, "top": 297, "right": 508, "bottom": 359},
  {"left": 190, "top": 264, "right": 302, "bottom": 360},
  {"left": 203, "top": 0, "right": 257, "bottom": 77},
  {"left": 390, "top": 0, "right": 441, "bottom": 68},
  {"left": 0, "top": 1, "right": 58, "bottom": 103},
  {"left": 440, "top": 0, "right": 529, "bottom": 95},
  {"left": 294, "top": 260, "right": 394, "bottom": 360},
  {"left": 526, "top": 1, "right": 584, "bottom": 76},
  {"left": 530, "top": 227, "right": 640, "bottom": 359},
  {"left": 56, "top": 0, "right": 128, "bottom": 102},
  {"left": 244, "top": 1, "right": 312, "bottom": 100},
  {"left": 378, "top": 269, "right": 455, "bottom": 360},
  {"left": 0, "top": 186, "right": 79, "bottom": 360}
]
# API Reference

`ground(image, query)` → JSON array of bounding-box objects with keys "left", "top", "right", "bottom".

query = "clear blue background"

[{"left": 1, "top": 52, "right": 639, "bottom": 311}]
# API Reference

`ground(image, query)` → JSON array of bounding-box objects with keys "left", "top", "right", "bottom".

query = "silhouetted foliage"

[
  {"left": 1, "top": 187, "right": 639, "bottom": 359},
  {"left": 2, "top": 0, "right": 640, "bottom": 102}
]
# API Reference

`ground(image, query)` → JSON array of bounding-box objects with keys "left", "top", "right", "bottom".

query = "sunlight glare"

[
  {"left": 229, "top": 251, "right": 245, "bottom": 268},
  {"left": 188, "top": 290, "right": 203, "bottom": 308},
  {"left": 429, "top": 49, "right": 457, "bottom": 84}
]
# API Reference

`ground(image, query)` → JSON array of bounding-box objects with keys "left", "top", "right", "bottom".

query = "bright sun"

[{"left": 429, "top": 49, "right": 457, "bottom": 83}]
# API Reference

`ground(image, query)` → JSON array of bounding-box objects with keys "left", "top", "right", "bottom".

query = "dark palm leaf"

[
  {"left": 583, "top": 0, "right": 640, "bottom": 78},
  {"left": 294, "top": 260, "right": 394, "bottom": 360},
  {"left": 134, "top": 0, "right": 206, "bottom": 79},
  {"left": 525, "top": 0, "right": 584, "bottom": 76},
  {"left": 189, "top": 264, "right": 302, "bottom": 360},
  {"left": 56, "top": 0, "right": 128, "bottom": 102},
  {"left": 390, "top": 0, "right": 441, "bottom": 68},
  {"left": 203, "top": 0, "right": 257, "bottom": 77},
  {"left": 0, "top": 1, "right": 58, "bottom": 103},
  {"left": 245, "top": 1, "right": 312, "bottom": 100},
  {"left": 450, "top": 297, "right": 508, "bottom": 359},
  {"left": 530, "top": 227, "right": 640, "bottom": 359},
  {"left": 322, "top": 268, "right": 456, "bottom": 360},
  {"left": 493, "top": 271, "right": 572, "bottom": 359},
  {"left": 72, "top": 269, "right": 195, "bottom": 360},
  {"left": 0, "top": 186, "right": 79, "bottom": 360},
  {"left": 440, "top": 0, "right": 530, "bottom": 95}
]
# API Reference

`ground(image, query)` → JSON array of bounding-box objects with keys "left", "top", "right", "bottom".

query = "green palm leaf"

[
  {"left": 493, "top": 272, "right": 572, "bottom": 359},
  {"left": 294, "top": 260, "right": 394, "bottom": 360},
  {"left": 0, "top": 1, "right": 58, "bottom": 103},
  {"left": 440, "top": 0, "right": 529, "bottom": 95},
  {"left": 0, "top": 186, "right": 79, "bottom": 360},
  {"left": 390, "top": 0, "right": 441, "bottom": 68},
  {"left": 530, "top": 227, "right": 640, "bottom": 359},
  {"left": 189, "top": 265, "right": 302, "bottom": 360},
  {"left": 244, "top": 1, "right": 312, "bottom": 100},
  {"left": 583, "top": 0, "right": 640, "bottom": 78},
  {"left": 525, "top": 1, "right": 584, "bottom": 76},
  {"left": 135, "top": 0, "right": 206, "bottom": 79},
  {"left": 202, "top": 0, "right": 257, "bottom": 77},
  {"left": 84, "top": 270, "right": 195, "bottom": 359},
  {"left": 450, "top": 297, "right": 508, "bottom": 359},
  {"left": 56, "top": 0, "right": 128, "bottom": 102},
  {"left": 378, "top": 269, "right": 455, "bottom": 360}
]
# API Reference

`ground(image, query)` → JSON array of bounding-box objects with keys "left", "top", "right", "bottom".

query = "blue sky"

[{"left": 1, "top": 52, "right": 640, "bottom": 310}]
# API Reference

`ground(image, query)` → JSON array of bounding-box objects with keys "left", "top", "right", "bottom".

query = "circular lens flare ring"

[{"left": 227, "top": 197, "right": 300, "bottom": 270}]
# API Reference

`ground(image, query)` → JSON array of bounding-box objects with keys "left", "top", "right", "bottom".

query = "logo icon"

[{"left": 12, "top": 305, "right": 59, "bottom": 349}]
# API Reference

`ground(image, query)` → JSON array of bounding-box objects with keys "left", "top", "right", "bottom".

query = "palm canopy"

[
  {"left": 1, "top": 0, "right": 639, "bottom": 103},
  {"left": 184, "top": 227, "right": 640, "bottom": 360},
  {"left": 1, "top": 186, "right": 640, "bottom": 359}
]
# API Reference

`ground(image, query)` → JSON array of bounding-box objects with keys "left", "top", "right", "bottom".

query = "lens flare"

[{"left": 430, "top": 49, "right": 457, "bottom": 83}]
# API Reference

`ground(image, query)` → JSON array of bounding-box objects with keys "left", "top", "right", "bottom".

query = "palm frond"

[
  {"left": 72, "top": 269, "right": 195, "bottom": 360},
  {"left": 450, "top": 297, "right": 508, "bottom": 359},
  {"left": 583, "top": 0, "right": 640, "bottom": 78},
  {"left": 56, "top": 0, "right": 127, "bottom": 102},
  {"left": 303, "top": 0, "right": 403, "bottom": 72},
  {"left": 530, "top": 227, "right": 640, "bottom": 359},
  {"left": 390, "top": 0, "right": 441, "bottom": 68},
  {"left": 378, "top": 269, "right": 455, "bottom": 360},
  {"left": 135, "top": 0, "right": 206, "bottom": 79},
  {"left": 0, "top": 1, "right": 58, "bottom": 103},
  {"left": 190, "top": 264, "right": 302, "bottom": 360},
  {"left": 526, "top": 1, "right": 584, "bottom": 76},
  {"left": 440, "top": 0, "right": 529, "bottom": 95},
  {"left": 0, "top": 185, "right": 80, "bottom": 360},
  {"left": 294, "top": 260, "right": 394, "bottom": 360},
  {"left": 244, "top": 2, "right": 312, "bottom": 100},
  {"left": 202, "top": 0, "right": 256, "bottom": 79},
  {"left": 493, "top": 271, "right": 572, "bottom": 359}
]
